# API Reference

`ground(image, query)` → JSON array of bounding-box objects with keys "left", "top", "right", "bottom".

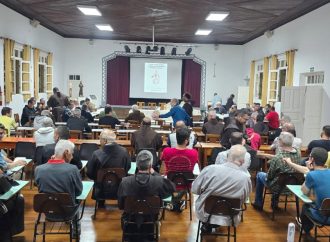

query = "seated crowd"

[{"left": 1, "top": 90, "right": 330, "bottom": 242}]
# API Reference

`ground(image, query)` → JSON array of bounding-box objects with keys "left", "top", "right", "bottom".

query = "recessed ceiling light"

[
  {"left": 96, "top": 24, "right": 113, "bottom": 31},
  {"left": 206, "top": 11, "right": 229, "bottom": 21},
  {"left": 195, "top": 29, "right": 212, "bottom": 36},
  {"left": 77, "top": 5, "right": 102, "bottom": 16}
]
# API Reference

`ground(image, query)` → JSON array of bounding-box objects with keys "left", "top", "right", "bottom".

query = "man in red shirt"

[
  {"left": 265, "top": 106, "right": 279, "bottom": 130},
  {"left": 161, "top": 126, "right": 198, "bottom": 212}
]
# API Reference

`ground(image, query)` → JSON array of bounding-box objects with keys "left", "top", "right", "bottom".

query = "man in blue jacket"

[{"left": 153, "top": 98, "right": 191, "bottom": 126}]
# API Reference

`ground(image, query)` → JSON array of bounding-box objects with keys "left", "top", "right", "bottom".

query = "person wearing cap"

[
  {"left": 0, "top": 107, "right": 17, "bottom": 135},
  {"left": 33, "top": 117, "right": 55, "bottom": 147},
  {"left": 33, "top": 109, "right": 54, "bottom": 130},
  {"left": 117, "top": 150, "right": 175, "bottom": 241}
]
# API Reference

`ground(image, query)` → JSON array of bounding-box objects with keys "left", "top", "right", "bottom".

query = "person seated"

[
  {"left": 62, "top": 101, "right": 75, "bottom": 122},
  {"left": 268, "top": 114, "right": 291, "bottom": 142},
  {"left": 283, "top": 147, "right": 330, "bottom": 240},
  {"left": 264, "top": 106, "right": 280, "bottom": 130},
  {"left": 21, "top": 99, "right": 37, "bottom": 126},
  {"left": 203, "top": 108, "right": 221, "bottom": 124},
  {"left": 0, "top": 107, "right": 17, "bottom": 136},
  {"left": 202, "top": 110, "right": 224, "bottom": 135},
  {"left": 0, "top": 169, "right": 25, "bottom": 239},
  {"left": 87, "top": 129, "right": 131, "bottom": 207},
  {"left": 35, "top": 140, "right": 83, "bottom": 237},
  {"left": 98, "top": 106, "right": 121, "bottom": 129},
  {"left": 168, "top": 120, "right": 196, "bottom": 149},
  {"left": 271, "top": 122, "right": 302, "bottom": 153},
  {"left": 252, "top": 132, "right": 301, "bottom": 210},
  {"left": 220, "top": 109, "right": 250, "bottom": 149},
  {"left": 33, "top": 117, "right": 55, "bottom": 147},
  {"left": 161, "top": 127, "right": 198, "bottom": 211},
  {"left": 192, "top": 145, "right": 251, "bottom": 232},
  {"left": 124, "top": 104, "right": 145, "bottom": 123},
  {"left": 0, "top": 124, "right": 26, "bottom": 173},
  {"left": 246, "top": 126, "right": 261, "bottom": 151},
  {"left": 99, "top": 104, "right": 118, "bottom": 119},
  {"left": 131, "top": 117, "right": 162, "bottom": 168},
  {"left": 253, "top": 113, "right": 269, "bottom": 136},
  {"left": 153, "top": 98, "right": 191, "bottom": 127},
  {"left": 85, "top": 97, "right": 96, "bottom": 112},
  {"left": 67, "top": 108, "right": 91, "bottom": 133},
  {"left": 40, "top": 126, "right": 82, "bottom": 168},
  {"left": 253, "top": 103, "right": 265, "bottom": 121},
  {"left": 81, "top": 104, "right": 94, "bottom": 123},
  {"left": 118, "top": 150, "right": 175, "bottom": 241},
  {"left": 36, "top": 98, "right": 46, "bottom": 114},
  {"left": 214, "top": 101, "right": 226, "bottom": 114},
  {"left": 34, "top": 109, "right": 54, "bottom": 130},
  {"left": 216, "top": 132, "right": 251, "bottom": 173},
  {"left": 307, "top": 125, "right": 330, "bottom": 154}
]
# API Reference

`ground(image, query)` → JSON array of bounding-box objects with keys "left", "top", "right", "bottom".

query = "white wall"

[
  {"left": 63, "top": 39, "right": 244, "bottom": 107},
  {"left": 242, "top": 3, "right": 330, "bottom": 125},
  {"left": 0, "top": 4, "right": 64, "bottom": 92}
]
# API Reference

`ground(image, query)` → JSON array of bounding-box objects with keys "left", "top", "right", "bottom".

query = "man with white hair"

[
  {"left": 214, "top": 101, "right": 226, "bottom": 114},
  {"left": 87, "top": 129, "right": 131, "bottom": 208},
  {"left": 252, "top": 132, "right": 301, "bottom": 211},
  {"left": 35, "top": 140, "right": 83, "bottom": 202},
  {"left": 125, "top": 104, "right": 145, "bottom": 123},
  {"left": 202, "top": 110, "right": 224, "bottom": 135},
  {"left": 192, "top": 145, "right": 251, "bottom": 232},
  {"left": 67, "top": 107, "right": 91, "bottom": 133}
]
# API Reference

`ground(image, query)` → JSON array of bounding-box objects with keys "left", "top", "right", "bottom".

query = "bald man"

[{"left": 202, "top": 110, "right": 224, "bottom": 135}]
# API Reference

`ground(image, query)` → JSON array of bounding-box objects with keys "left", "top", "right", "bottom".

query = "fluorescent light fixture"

[
  {"left": 96, "top": 24, "right": 113, "bottom": 31},
  {"left": 206, "top": 11, "right": 229, "bottom": 21},
  {"left": 195, "top": 29, "right": 212, "bottom": 36},
  {"left": 77, "top": 5, "right": 102, "bottom": 16}
]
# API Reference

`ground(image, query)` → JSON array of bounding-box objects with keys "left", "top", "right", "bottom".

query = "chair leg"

[
  {"left": 189, "top": 192, "right": 192, "bottom": 221},
  {"left": 30, "top": 165, "right": 34, "bottom": 189},
  {"left": 262, "top": 188, "right": 267, "bottom": 208},
  {"left": 234, "top": 226, "right": 237, "bottom": 242},
  {"left": 42, "top": 222, "right": 46, "bottom": 242},
  {"left": 93, "top": 201, "right": 98, "bottom": 219},
  {"left": 69, "top": 222, "right": 73, "bottom": 242},
  {"left": 284, "top": 195, "right": 288, "bottom": 211},
  {"left": 314, "top": 226, "right": 317, "bottom": 242},
  {"left": 33, "top": 221, "right": 38, "bottom": 242},
  {"left": 298, "top": 225, "right": 303, "bottom": 242},
  {"left": 227, "top": 226, "right": 230, "bottom": 242},
  {"left": 196, "top": 221, "right": 201, "bottom": 242},
  {"left": 75, "top": 220, "right": 79, "bottom": 242}
]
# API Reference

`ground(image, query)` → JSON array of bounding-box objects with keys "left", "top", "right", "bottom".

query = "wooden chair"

[
  {"left": 98, "top": 125, "right": 112, "bottom": 129},
  {"left": 192, "top": 115, "right": 202, "bottom": 121},
  {"left": 136, "top": 102, "right": 145, "bottom": 108},
  {"left": 261, "top": 135, "right": 269, "bottom": 145},
  {"left": 196, "top": 196, "right": 245, "bottom": 242},
  {"left": 159, "top": 103, "right": 167, "bottom": 110},
  {"left": 167, "top": 171, "right": 195, "bottom": 221},
  {"left": 93, "top": 168, "right": 126, "bottom": 219},
  {"left": 116, "top": 132, "right": 129, "bottom": 140},
  {"left": 205, "top": 134, "right": 220, "bottom": 143},
  {"left": 33, "top": 193, "right": 80, "bottom": 242},
  {"left": 122, "top": 196, "right": 164, "bottom": 242},
  {"left": 192, "top": 127, "right": 203, "bottom": 132},
  {"left": 148, "top": 102, "right": 157, "bottom": 107},
  {"left": 156, "top": 120, "right": 164, "bottom": 126},
  {"left": 262, "top": 172, "right": 305, "bottom": 220},
  {"left": 161, "top": 124, "right": 172, "bottom": 131},
  {"left": 298, "top": 198, "right": 330, "bottom": 242},
  {"left": 69, "top": 130, "right": 82, "bottom": 139}
]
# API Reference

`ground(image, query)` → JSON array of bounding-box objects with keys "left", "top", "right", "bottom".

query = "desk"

[
  {"left": 0, "top": 180, "right": 29, "bottom": 201},
  {"left": 259, "top": 145, "right": 308, "bottom": 157},
  {"left": 8, "top": 158, "right": 32, "bottom": 178},
  {"left": 77, "top": 181, "right": 94, "bottom": 200},
  {"left": 198, "top": 142, "right": 221, "bottom": 167},
  {"left": 195, "top": 131, "right": 205, "bottom": 142},
  {"left": 287, "top": 185, "right": 312, "bottom": 218}
]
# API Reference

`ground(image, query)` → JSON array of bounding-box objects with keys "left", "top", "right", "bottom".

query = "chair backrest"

[
  {"left": 33, "top": 193, "right": 76, "bottom": 220},
  {"left": 205, "top": 134, "right": 220, "bottom": 143},
  {"left": 319, "top": 198, "right": 330, "bottom": 217},
  {"left": 129, "top": 123, "right": 140, "bottom": 129},
  {"left": 137, "top": 102, "right": 145, "bottom": 108},
  {"left": 159, "top": 103, "right": 167, "bottom": 110},
  {"left": 14, "top": 113, "right": 20, "bottom": 123},
  {"left": 261, "top": 135, "right": 269, "bottom": 145},
  {"left": 15, "top": 141, "right": 36, "bottom": 159},
  {"left": 156, "top": 120, "right": 164, "bottom": 126},
  {"left": 79, "top": 143, "right": 99, "bottom": 161},
  {"left": 98, "top": 125, "right": 112, "bottom": 129},
  {"left": 192, "top": 115, "right": 202, "bottom": 122},
  {"left": 277, "top": 172, "right": 305, "bottom": 188},
  {"left": 69, "top": 130, "right": 82, "bottom": 139},
  {"left": 204, "top": 196, "right": 241, "bottom": 218},
  {"left": 148, "top": 102, "right": 157, "bottom": 107},
  {"left": 128, "top": 120, "right": 139, "bottom": 125},
  {"left": 124, "top": 196, "right": 161, "bottom": 216},
  {"left": 161, "top": 124, "right": 172, "bottom": 131},
  {"left": 192, "top": 127, "right": 202, "bottom": 132},
  {"left": 167, "top": 171, "right": 194, "bottom": 188},
  {"left": 34, "top": 146, "right": 44, "bottom": 165},
  {"left": 96, "top": 168, "right": 126, "bottom": 199}
]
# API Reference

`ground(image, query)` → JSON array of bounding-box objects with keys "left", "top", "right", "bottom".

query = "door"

[{"left": 267, "top": 70, "right": 279, "bottom": 104}]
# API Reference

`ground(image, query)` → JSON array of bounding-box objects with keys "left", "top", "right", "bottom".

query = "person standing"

[{"left": 225, "top": 94, "right": 235, "bottom": 111}]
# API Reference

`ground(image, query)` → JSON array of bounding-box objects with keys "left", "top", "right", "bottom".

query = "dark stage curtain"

[
  {"left": 182, "top": 59, "right": 201, "bottom": 107},
  {"left": 106, "top": 56, "right": 130, "bottom": 105}
]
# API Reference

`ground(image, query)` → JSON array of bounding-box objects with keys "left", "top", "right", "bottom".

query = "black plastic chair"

[
  {"left": 298, "top": 198, "right": 330, "bottom": 242},
  {"left": 167, "top": 171, "right": 195, "bottom": 221},
  {"left": 93, "top": 168, "right": 126, "bottom": 219},
  {"left": 122, "top": 196, "right": 164, "bottom": 242},
  {"left": 79, "top": 143, "right": 99, "bottom": 161},
  {"left": 30, "top": 146, "right": 44, "bottom": 189},
  {"left": 262, "top": 172, "right": 305, "bottom": 220},
  {"left": 196, "top": 196, "right": 245, "bottom": 242},
  {"left": 14, "top": 142, "right": 36, "bottom": 180},
  {"left": 33, "top": 193, "right": 80, "bottom": 242}
]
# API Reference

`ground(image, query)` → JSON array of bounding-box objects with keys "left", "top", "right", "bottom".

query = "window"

[
  {"left": 254, "top": 63, "right": 263, "bottom": 102},
  {"left": 267, "top": 55, "right": 287, "bottom": 103},
  {"left": 305, "top": 72, "right": 324, "bottom": 85},
  {"left": 11, "top": 47, "right": 23, "bottom": 95}
]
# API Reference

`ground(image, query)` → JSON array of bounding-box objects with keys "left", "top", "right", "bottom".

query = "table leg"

[{"left": 295, "top": 195, "right": 300, "bottom": 219}]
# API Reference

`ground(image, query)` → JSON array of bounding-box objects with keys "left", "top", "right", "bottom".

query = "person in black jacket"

[
  {"left": 67, "top": 108, "right": 91, "bottom": 133},
  {"left": 225, "top": 94, "right": 235, "bottom": 111},
  {"left": 182, "top": 92, "right": 193, "bottom": 119},
  {"left": 39, "top": 126, "right": 82, "bottom": 169},
  {"left": 81, "top": 104, "right": 94, "bottom": 123},
  {"left": 220, "top": 109, "right": 250, "bottom": 149},
  {"left": 21, "top": 99, "right": 37, "bottom": 126}
]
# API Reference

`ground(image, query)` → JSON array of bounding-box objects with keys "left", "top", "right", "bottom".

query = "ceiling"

[{"left": 1, "top": 0, "right": 329, "bottom": 44}]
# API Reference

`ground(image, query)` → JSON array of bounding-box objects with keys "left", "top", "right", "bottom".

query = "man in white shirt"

[{"left": 167, "top": 120, "right": 196, "bottom": 149}]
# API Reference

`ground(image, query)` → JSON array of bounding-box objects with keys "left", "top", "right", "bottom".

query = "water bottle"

[{"left": 287, "top": 222, "right": 295, "bottom": 242}]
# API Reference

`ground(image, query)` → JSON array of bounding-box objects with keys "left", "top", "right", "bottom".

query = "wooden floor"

[{"left": 11, "top": 185, "right": 330, "bottom": 242}]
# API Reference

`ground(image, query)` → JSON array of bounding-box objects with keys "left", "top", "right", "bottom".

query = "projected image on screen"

[{"left": 144, "top": 63, "right": 167, "bottom": 93}]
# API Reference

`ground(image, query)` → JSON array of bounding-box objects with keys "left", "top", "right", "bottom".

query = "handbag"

[{"left": 0, "top": 175, "right": 12, "bottom": 195}]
